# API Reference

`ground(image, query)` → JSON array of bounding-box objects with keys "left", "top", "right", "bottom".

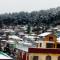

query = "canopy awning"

[{"left": 0, "top": 51, "right": 12, "bottom": 59}]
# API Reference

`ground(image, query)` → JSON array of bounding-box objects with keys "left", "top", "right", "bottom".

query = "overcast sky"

[{"left": 0, "top": 0, "right": 60, "bottom": 14}]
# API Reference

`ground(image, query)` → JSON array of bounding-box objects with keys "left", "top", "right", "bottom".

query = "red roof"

[{"left": 28, "top": 48, "right": 60, "bottom": 54}]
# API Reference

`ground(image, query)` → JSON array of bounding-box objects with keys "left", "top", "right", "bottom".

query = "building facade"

[
  {"left": 28, "top": 48, "right": 60, "bottom": 60},
  {"left": 17, "top": 33, "right": 60, "bottom": 60}
]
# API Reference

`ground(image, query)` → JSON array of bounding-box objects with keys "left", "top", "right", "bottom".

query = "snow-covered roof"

[
  {"left": 38, "top": 32, "right": 51, "bottom": 37},
  {"left": 47, "top": 29, "right": 52, "bottom": 32},
  {"left": 31, "top": 33, "right": 36, "bottom": 36},
  {"left": 19, "top": 32, "right": 25, "bottom": 35},
  {"left": 9, "top": 35, "right": 23, "bottom": 40},
  {"left": 23, "top": 42, "right": 32, "bottom": 46},
  {"left": 18, "top": 41, "right": 32, "bottom": 46},
  {"left": 16, "top": 43, "right": 35, "bottom": 52},
  {"left": 56, "top": 37, "right": 60, "bottom": 43},
  {"left": 16, "top": 44, "right": 28, "bottom": 52},
  {"left": 1, "top": 40, "right": 7, "bottom": 42},
  {"left": 4, "top": 29, "right": 15, "bottom": 33},
  {"left": 24, "top": 35, "right": 34, "bottom": 39},
  {"left": 16, "top": 41, "right": 34, "bottom": 52},
  {"left": 57, "top": 38, "right": 60, "bottom": 42},
  {"left": 53, "top": 27, "right": 58, "bottom": 30},
  {"left": 57, "top": 37, "right": 60, "bottom": 41},
  {"left": 0, "top": 37, "right": 2, "bottom": 38},
  {"left": 0, "top": 52, "right": 12, "bottom": 59},
  {"left": 7, "top": 40, "right": 15, "bottom": 44},
  {"left": 2, "top": 34, "right": 6, "bottom": 37},
  {"left": 57, "top": 29, "right": 60, "bottom": 31}
]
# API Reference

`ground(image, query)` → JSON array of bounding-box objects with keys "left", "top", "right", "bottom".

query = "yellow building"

[
  {"left": 28, "top": 32, "right": 60, "bottom": 60},
  {"left": 36, "top": 32, "right": 60, "bottom": 48},
  {"left": 28, "top": 48, "right": 60, "bottom": 60}
]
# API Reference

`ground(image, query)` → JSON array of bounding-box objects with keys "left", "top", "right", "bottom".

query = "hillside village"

[
  {"left": 0, "top": 0, "right": 60, "bottom": 60},
  {"left": 0, "top": 25, "right": 60, "bottom": 60}
]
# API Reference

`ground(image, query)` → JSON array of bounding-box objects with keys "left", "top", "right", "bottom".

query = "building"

[
  {"left": 28, "top": 48, "right": 60, "bottom": 60},
  {"left": 28, "top": 33, "right": 60, "bottom": 60},
  {"left": 16, "top": 31, "right": 60, "bottom": 60}
]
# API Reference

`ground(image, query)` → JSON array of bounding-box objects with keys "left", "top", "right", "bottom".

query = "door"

[{"left": 46, "top": 56, "right": 51, "bottom": 60}]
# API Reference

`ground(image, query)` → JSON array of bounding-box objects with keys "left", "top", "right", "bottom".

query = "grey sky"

[{"left": 0, "top": 0, "right": 60, "bottom": 14}]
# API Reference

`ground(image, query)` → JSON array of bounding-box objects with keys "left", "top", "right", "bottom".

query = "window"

[
  {"left": 57, "top": 44, "right": 60, "bottom": 48},
  {"left": 58, "top": 56, "right": 60, "bottom": 60},
  {"left": 46, "top": 56, "right": 51, "bottom": 60},
  {"left": 49, "top": 37, "right": 53, "bottom": 41},
  {"left": 40, "top": 43, "right": 42, "bottom": 47},
  {"left": 33, "top": 56, "right": 38, "bottom": 60},
  {"left": 46, "top": 43, "right": 54, "bottom": 48},
  {"left": 36, "top": 43, "right": 38, "bottom": 47}
]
